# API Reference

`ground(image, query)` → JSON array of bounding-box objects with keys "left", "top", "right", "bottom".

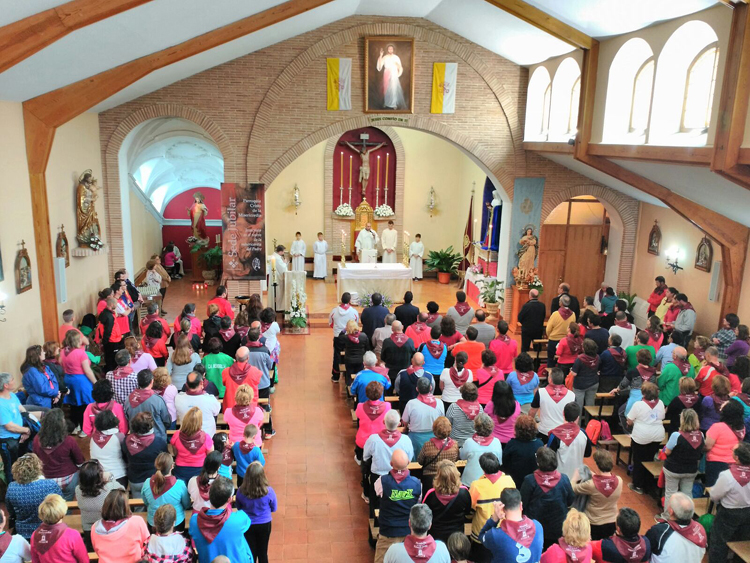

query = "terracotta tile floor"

[{"left": 160, "top": 276, "right": 665, "bottom": 561}]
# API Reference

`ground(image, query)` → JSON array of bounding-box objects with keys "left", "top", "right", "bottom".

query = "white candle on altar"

[
  {"left": 271, "top": 255, "right": 276, "bottom": 271},
  {"left": 349, "top": 155, "right": 352, "bottom": 188},
  {"left": 377, "top": 155, "right": 380, "bottom": 188},
  {"left": 385, "top": 153, "right": 389, "bottom": 189},
  {"left": 340, "top": 152, "right": 344, "bottom": 187}
]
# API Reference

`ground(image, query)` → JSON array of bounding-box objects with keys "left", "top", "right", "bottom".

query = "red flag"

[{"left": 461, "top": 190, "right": 474, "bottom": 270}]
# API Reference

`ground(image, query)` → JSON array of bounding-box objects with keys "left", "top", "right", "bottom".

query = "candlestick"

[
  {"left": 349, "top": 155, "right": 352, "bottom": 190},
  {"left": 340, "top": 152, "right": 344, "bottom": 190},
  {"left": 340, "top": 230, "right": 347, "bottom": 267},
  {"left": 348, "top": 184, "right": 352, "bottom": 205},
  {"left": 402, "top": 231, "right": 410, "bottom": 268},
  {"left": 385, "top": 153, "right": 389, "bottom": 189},
  {"left": 376, "top": 181, "right": 379, "bottom": 208},
  {"left": 377, "top": 155, "right": 380, "bottom": 190}
]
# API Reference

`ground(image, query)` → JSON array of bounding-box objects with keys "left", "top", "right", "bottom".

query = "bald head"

[
  {"left": 673, "top": 346, "right": 688, "bottom": 361},
  {"left": 418, "top": 312, "right": 429, "bottom": 323},
  {"left": 392, "top": 321, "right": 404, "bottom": 334},
  {"left": 236, "top": 346, "right": 249, "bottom": 362},
  {"left": 412, "top": 352, "right": 424, "bottom": 367},
  {"left": 391, "top": 449, "right": 409, "bottom": 471},
  {"left": 250, "top": 320, "right": 261, "bottom": 329},
  {"left": 529, "top": 289, "right": 539, "bottom": 299}
]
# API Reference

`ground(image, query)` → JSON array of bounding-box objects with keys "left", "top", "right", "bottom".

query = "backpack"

[
  {"left": 585, "top": 419, "right": 602, "bottom": 444},
  {"left": 599, "top": 420, "right": 613, "bottom": 441},
  {"left": 79, "top": 313, "right": 98, "bottom": 337}
]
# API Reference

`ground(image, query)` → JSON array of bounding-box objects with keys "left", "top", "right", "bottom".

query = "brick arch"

[
  {"left": 102, "top": 103, "right": 234, "bottom": 271},
  {"left": 248, "top": 20, "right": 525, "bottom": 192},
  {"left": 541, "top": 184, "right": 639, "bottom": 292}
]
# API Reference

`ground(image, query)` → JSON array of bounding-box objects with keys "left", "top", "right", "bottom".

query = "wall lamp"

[
  {"left": 0, "top": 291, "right": 7, "bottom": 322},
  {"left": 665, "top": 246, "right": 685, "bottom": 275}
]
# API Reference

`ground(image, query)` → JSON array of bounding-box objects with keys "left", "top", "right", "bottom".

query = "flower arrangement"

[
  {"left": 359, "top": 291, "right": 393, "bottom": 309},
  {"left": 528, "top": 274, "right": 544, "bottom": 294},
  {"left": 468, "top": 264, "right": 482, "bottom": 275},
  {"left": 288, "top": 280, "right": 307, "bottom": 328},
  {"left": 334, "top": 203, "right": 354, "bottom": 217},
  {"left": 512, "top": 266, "right": 543, "bottom": 293},
  {"left": 80, "top": 234, "right": 104, "bottom": 251},
  {"left": 374, "top": 204, "right": 394, "bottom": 218}
]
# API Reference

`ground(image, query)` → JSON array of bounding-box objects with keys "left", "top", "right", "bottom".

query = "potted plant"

[
  {"left": 478, "top": 278, "right": 505, "bottom": 317},
  {"left": 617, "top": 291, "right": 638, "bottom": 313},
  {"left": 425, "top": 246, "right": 463, "bottom": 284},
  {"left": 193, "top": 244, "right": 223, "bottom": 283}
]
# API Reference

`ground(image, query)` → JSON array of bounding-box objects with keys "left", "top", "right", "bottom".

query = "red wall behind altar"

[
  {"left": 162, "top": 188, "right": 222, "bottom": 272},
  {"left": 333, "top": 127, "right": 396, "bottom": 212}
]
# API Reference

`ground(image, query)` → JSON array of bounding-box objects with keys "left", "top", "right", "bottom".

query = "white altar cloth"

[{"left": 337, "top": 263, "right": 413, "bottom": 303}]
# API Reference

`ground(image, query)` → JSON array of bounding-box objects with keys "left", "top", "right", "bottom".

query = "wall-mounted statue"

[
  {"left": 188, "top": 191, "right": 209, "bottom": 246},
  {"left": 76, "top": 170, "right": 104, "bottom": 250},
  {"left": 517, "top": 225, "right": 538, "bottom": 274}
]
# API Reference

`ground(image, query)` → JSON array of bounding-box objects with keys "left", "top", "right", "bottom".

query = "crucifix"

[{"left": 339, "top": 133, "right": 385, "bottom": 196}]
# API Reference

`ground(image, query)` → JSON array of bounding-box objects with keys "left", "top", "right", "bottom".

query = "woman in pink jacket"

[
  {"left": 223, "top": 384, "right": 264, "bottom": 446},
  {"left": 31, "top": 494, "right": 88, "bottom": 563},
  {"left": 354, "top": 381, "right": 391, "bottom": 463}
]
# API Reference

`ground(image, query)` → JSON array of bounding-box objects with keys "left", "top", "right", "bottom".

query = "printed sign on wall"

[{"left": 221, "top": 183, "right": 266, "bottom": 280}]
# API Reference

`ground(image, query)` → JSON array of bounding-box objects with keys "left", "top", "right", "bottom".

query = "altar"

[{"left": 337, "top": 263, "right": 413, "bottom": 302}]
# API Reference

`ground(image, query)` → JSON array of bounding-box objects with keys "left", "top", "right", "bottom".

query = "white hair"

[
  {"left": 384, "top": 410, "right": 401, "bottom": 431},
  {"left": 363, "top": 351, "right": 377, "bottom": 367},
  {"left": 669, "top": 492, "right": 695, "bottom": 521}
]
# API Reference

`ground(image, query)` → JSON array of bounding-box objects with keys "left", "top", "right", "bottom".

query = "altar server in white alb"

[
  {"left": 381, "top": 220, "right": 398, "bottom": 263},
  {"left": 269, "top": 245, "right": 288, "bottom": 311},
  {"left": 290, "top": 231, "right": 306, "bottom": 272},
  {"left": 409, "top": 233, "right": 424, "bottom": 281},
  {"left": 313, "top": 232, "right": 328, "bottom": 279},
  {"left": 355, "top": 222, "right": 379, "bottom": 262}
]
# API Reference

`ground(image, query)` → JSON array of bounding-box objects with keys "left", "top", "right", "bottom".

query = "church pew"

[
  {"left": 66, "top": 498, "right": 144, "bottom": 512},
  {"left": 728, "top": 542, "right": 750, "bottom": 563}
]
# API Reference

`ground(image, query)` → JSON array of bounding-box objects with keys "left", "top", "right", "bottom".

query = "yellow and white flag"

[
  {"left": 431, "top": 62, "right": 458, "bottom": 114},
  {"left": 327, "top": 58, "right": 351, "bottom": 111}
]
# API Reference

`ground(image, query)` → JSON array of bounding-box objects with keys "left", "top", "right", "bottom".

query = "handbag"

[{"left": 565, "top": 371, "right": 575, "bottom": 390}]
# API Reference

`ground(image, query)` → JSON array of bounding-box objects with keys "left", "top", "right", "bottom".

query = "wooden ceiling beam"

[
  {"left": 482, "top": 0, "right": 593, "bottom": 50},
  {"left": 587, "top": 144, "right": 712, "bottom": 166},
  {"left": 522, "top": 142, "right": 573, "bottom": 154},
  {"left": 0, "top": 0, "right": 153, "bottom": 75}
]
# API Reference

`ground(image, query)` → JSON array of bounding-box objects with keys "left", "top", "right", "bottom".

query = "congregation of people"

[{"left": 0, "top": 271, "right": 282, "bottom": 563}]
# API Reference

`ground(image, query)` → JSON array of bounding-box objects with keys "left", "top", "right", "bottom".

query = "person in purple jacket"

[{"left": 235, "top": 461, "right": 277, "bottom": 563}]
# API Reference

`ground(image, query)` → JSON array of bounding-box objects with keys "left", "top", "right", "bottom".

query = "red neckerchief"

[
  {"left": 100, "top": 519, "right": 126, "bottom": 531},
  {"left": 533, "top": 470, "right": 561, "bottom": 493},
  {"left": 593, "top": 474, "right": 620, "bottom": 497},
  {"left": 417, "top": 393, "right": 437, "bottom": 408},
  {"left": 636, "top": 364, "right": 656, "bottom": 382},
  {"left": 373, "top": 365, "right": 389, "bottom": 377},
  {"left": 577, "top": 354, "right": 600, "bottom": 370},
  {"left": 709, "top": 361, "right": 729, "bottom": 376},
  {"left": 454, "top": 302, "right": 471, "bottom": 316},
  {"left": 391, "top": 333, "right": 409, "bottom": 347},
  {"left": 153, "top": 387, "right": 166, "bottom": 397},
  {"left": 378, "top": 429, "right": 402, "bottom": 447},
  {"left": 546, "top": 384, "right": 569, "bottom": 403},
  {"left": 142, "top": 313, "right": 162, "bottom": 329},
  {"left": 550, "top": 422, "right": 581, "bottom": 447},
  {"left": 449, "top": 366, "right": 469, "bottom": 388},
  {"left": 185, "top": 385, "right": 205, "bottom": 396},
  {"left": 456, "top": 399, "right": 481, "bottom": 420},
  {"left": 710, "top": 394, "right": 729, "bottom": 413},
  {"left": 514, "top": 370, "right": 536, "bottom": 385},
  {"left": 666, "top": 519, "right": 708, "bottom": 548},
  {"left": 734, "top": 426, "right": 747, "bottom": 441},
  {"left": 231, "top": 405, "right": 255, "bottom": 424},
  {"left": 646, "top": 328, "right": 662, "bottom": 343},
  {"left": 411, "top": 322, "right": 428, "bottom": 334},
  {"left": 340, "top": 303, "right": 351, "bottom": 310},
  {"left": 737, "top": 393, "right": 750, "bottom": 407},
  {"left": 425, "top": 340, "right": 444, "bottom": 359},
  {"left": 403, "top": 534, "right": 437, "bottom": 562},
  {"left": 197, "top": 506, "right": 230, "bottom": 543},
  {"left": 643, "top": 398, "right": 659, "bottom": 409},
  {"left": 678, "top": 393, "right": 699, "bottom": 408},
  {"left": 485, "top": 471, "right": 504, "bottom": 484},
  {"left": 221, "top": 445, "right": 234, "bottom": 466},
  {"left": 429, "top": 436, "right": 455, "bottom": 451},
  {"left": 500, "top": 517, "right": 536, "bottom": 548},
  {"left": 0, "top": 532, "right": 12, "bottom": 557},
  {"left": 614, "top": 319, "right": 632, "bottom": 329},
  {"left": 239, "top": 441, "right": 256, "bottom": 455},
  {"left": 236, "top": 326, "right": 249, "bottom": 340},
  {"left": 426, "top": 313, "right": 439, "bottom": 324},
  {"left": 92, "top": 430, "right": 115, "bottom": 448},
  {"left": 672, "top": 358, "right": 691, "bottom": 375},
  {"left": 178, "top": 431, "right": 206, "bottom": 455},
  {"left": 32, "top": 522, "right": 67, "bottom": 555},
  {"left": 197, "top": 477, "right": 213, "bottom": 500},
  {"left": 611, "top": 535, "right": 647, "bottom": 562},
  {"left": 731, "top": 464, "right": 750, "bottom": 487},
  {"left": 693, "top": 347, "right": 706, "bottom": 363},
  {"left": 347, "top": 331, "right": 362, "bottom": 344},
  {"left": 680, "top": 301, "right": 695, "bottom": 312},
  {"left": 143, "top": 336, "right": 161, "bottom": 350},
  {"left": 126, "top": 432, "right": 155, "bottom": 455},
  {"left": 110, "top": 366, "right": 133, "bottom": 380},
  {"left": 363, "top": 400, "right": 386, "bottom": 421},
  {"left": 227, "top": 362, "right": 252, "bottom": 384},
  {"left": 260, "top": 322, "right": 272, "bottom": 334},
  {"left": 609, "top": 347, "right": 626, "bottom": 366},
  {"left": 566, "top": 334, "right": 583, "bottom": 356},
  {"left": 559, "top": 539, "right": 593, "bottom": 563},
  {"left": 406, "top": 365, "right": 423, "bottom": 376},
  {"left": 390, "top": 468, "right": 410, "bottom": 483},
  {"left": 432, "top": 490, "right": 459, "bottom": 505},
  {"left": 150, "top": 475, "right": 177, "bottom": 498},
  {"left": 129, "top": 388, "right": 154, "bottom": 408},
  {"left": 496, "top": 334, "right": 511, "bottom": 345},
  {"left": 472, "top": 433, "right": 494, "bottom": 446},
  {"left": 557, "top": 307, "right": 573, "bottom": 321},
  {"left": 91, "top": 401, "right": 114, "bottom": 417},
  {"left": 219, "top": 328, "right": 236, "bottom": 341},
  {"left": 477, "top": 366, "right": 502, "bottom": 385},
  {"left": 679, "top": 430, "right": 704, "bottom": 450}
]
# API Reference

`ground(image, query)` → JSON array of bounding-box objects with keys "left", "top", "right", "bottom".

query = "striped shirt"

[{"left": 446, "top": 403, "right": 484, "bottom": 447}]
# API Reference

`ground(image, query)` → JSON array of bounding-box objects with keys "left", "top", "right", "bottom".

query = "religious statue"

[
  {"left": 517, "top": 225, "right": 538, "bottom": 275},
  {"left": 345, "top": 141, "right": 385, "bottom": 193},
  {"left": 187, "top": 191, "right": 209, "bottom": 246},
  {"left": 376, "top": 45, "right": 407, "bottom": 110},
  {"left": 76, "top": 170, "right": 104, "bottom": 250}
]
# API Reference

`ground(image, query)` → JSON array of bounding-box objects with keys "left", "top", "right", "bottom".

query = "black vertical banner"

[{"left": 222, "top": 183, "right": 266, "bottom": 280}]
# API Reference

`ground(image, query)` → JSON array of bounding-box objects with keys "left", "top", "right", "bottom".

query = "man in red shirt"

[
  {"left": 695, "top": 346, "right": 726, "bottom": 396},
  {"left": 452, "top": 326, "right": 485, "bottom": 371},
  {"left": 58, "top": 309, "right": 88, "bottom": 346},
  {"left": 405, "top": 312, "right": 432, "bottom": 347},
  {"left": 207, "top": 285, "right": 235, "bottom": 320},
  {"left": 647, "top": 276, "right": 667, "bottom": 317},
  {"left": 489, "top": 320, "right": 519, "bottom": 373}
]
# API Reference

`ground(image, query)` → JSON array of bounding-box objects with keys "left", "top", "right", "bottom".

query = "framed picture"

[
  {"left": 364, "top": 36, "right": 415, "bottom": 113},
  {"left": 695, "top": 236, "right": 713, "bottom": 272},
  {"left": 15, "top": 242, "right": 32, "bottom": 294},
  {"left": 647, "top": 220, "right": 661, "bottom": 256},
  {"left": 56, "top": 227, "right": 70, "bottom": 268}
]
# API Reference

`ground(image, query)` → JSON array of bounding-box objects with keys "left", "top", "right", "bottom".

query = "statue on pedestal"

[
  {"left": 76, "top": 170, "right": 103, "bottom": 250},
  {"left": 187, "top": 191, "right": 209, "bottom": 246},
  {"left": 517, "top": 225, "right": 538, "bottom": 275}
]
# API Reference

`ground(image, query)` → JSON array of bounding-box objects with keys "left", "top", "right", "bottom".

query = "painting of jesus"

[{"left": 365, "top": 37, "right": 414, "bottom": 113}]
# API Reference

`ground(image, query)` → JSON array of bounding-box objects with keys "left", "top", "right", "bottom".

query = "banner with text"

[{"left": 221, "top": 183, "right": 266, "bottom": 280}]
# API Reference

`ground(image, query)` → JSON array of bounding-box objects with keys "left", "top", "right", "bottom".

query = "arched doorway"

[{"left": 538, "top": 196, "right": 610, "bottom": 312}]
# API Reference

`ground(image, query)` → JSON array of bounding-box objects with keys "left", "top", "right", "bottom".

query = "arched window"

[
  {"left": 548, "top": 57, "right": 581, "bottom": 142},
  {"left": 525, "top": 67, "right": 552, "bottom": 141},
  {"left": 629, "top": 58, "right": 654, "bottom": 133},
  {"left": 681, "top": 45, "right": 719, "bottom": 132},
  {"left": 541, "top": 83, "right": 551, "bottom": 135},
  {"left": 568, "top": 77, "right": 580, "bottom": 134}
]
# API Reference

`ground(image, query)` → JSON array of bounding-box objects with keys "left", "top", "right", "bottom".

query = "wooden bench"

[
  {"left": 407, "top": 459, "right": 467, "bottom": 471},
  {"left": 66, "top": 498, "right": 144, "bottom": 511},
  {"left": 692, "top": 497, "right": 715, "bottom": 518},
  {"left": 584, "top": 405, "right": 614, "bottom": 419},
  {"left": 531, "top": 339, "right": 549, "bottom": 370},
  {"left": 728, "top": 542, "right": 750, "bottom": 563}
]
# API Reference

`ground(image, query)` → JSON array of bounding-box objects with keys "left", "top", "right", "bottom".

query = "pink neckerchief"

[
  {"left": 609, "top": 347, "right": 626, "bottom": 366},
  {"left": 666, "top": 519, "right": 708, "bottom": 548},
  {"left": 425, "top": 340, "right": 444, "bottom": 359},
  {"left": 219, "top": 328, "right": 236, "bottom": 341},
  {"left": 391, "top": 333, "right": 410, "bottom": 347},
  {"left": 429, "top": 436, "right": 455, "bottom": 451},
  {"left": 340, "top": 303, "right": 351, "bottom": 310},
  {"left": 592, "top": 474, "right": 620, "bottom": 497},
  {"left": 410, "top": 322, "right": 428, "bottom": 335},
  {"left": 533, "top": 470, "right": 561, "bottom": 493},
  {"left": 550, "top": 422, "right": 581, "bottom": 446},
  {"left": 406, "top": 365, "right": 424, "bottom": 376},
  {"left": 693, "top": 347, "right": 706, "bottom": 363},
  {"left": 456, "top": 399, "right": 481, "bottom": 420},
  {"left": 362, "top": 400, "right": 386, "bottom": 421},
  {"left": 557, "top": 307, "right": 573, "bottom": 321},
  {"left": 417, "top": 393, "right": 437, "bottom": 408},
  {"left": 679, "top": 430, "right": 704, "bottom": 450},
  {"left": 129, "top": 388, "right": 154, "bottom": 408},
  {"left": 110, "top": 366, "right": 133, "bottom": 380},
  {"left": 221, "top": 445, "right": 234, "bottom": 466},
  {"left": 566, "top": 334, "right": 584, "bottom": 356},
  {"left": 239, "top": 441, "right": 256, "bottom": 455},
  {"left": 646, "top": 328, "right": 662, "bottom": 343},
  {"left": 92, "top": 430, "right": 116, "bottom": 449},
  {"left": 672, "top": 358, "right": 691, "bottom": 375},
  {"left": 514, "top": 370, "right": 536, "bottom": 385},
  {"left": 403, "top": 534, "right": 437, "bottom": 562},
  {"left": 197, "top": 477, "right": 213, "bottom": 500},
  {"left": 347, "top": 331, "right": 362, "bottom": 344},
  {"left": 236, "top": 326, "right": 250, "bottom": 341},
  {"left": 454, "top": 302, "right": 471, "bottom": 316},
  {"left": 150, "top": 475, "right": 177, "bottom": 499},
  {"left": 260, "top": 322, "right": 272, "bottom": 334},
  {"left": 545, "top": 384, "right": 569, "bottom": 403},
  {"left": 477, "top": 366, "right": 503, "bottom": 386},
  {"left": 577, "top": 353, "right": 600, "bottom": 370},
  {"left": 426, "top": 313, "right": 440, "bottom": 324},
  {"left": 32, "top": 523, "right": 67, "bottom": 555},
  {"left": 378, "top": 429, "right": 402, "bottom": 447},
  {"left": 472, "top": 433, "right": 494, "bottom": 446},
  {"left": 636, "top": 364, "right": 656, "bottom": 382},
  {"left": 710, "top": 394, "right": 729, "bottom": 413},
  {"left": 143, "top": 336, "right": 161, "bottom": 349},
  {"left": 642, "top": 398, "right": 659, "bottom": 409},
  {"left": 678, "top": 393, "right": 699, "bottom": 408},
  {"left": 178, "top": 431, "right": 206, "bottom": 454},
  {"left": 611, "top": 535, "right": 647, "bottom": 562},
  {"left": 558, "top": 539, "right": 593, "bottom": 563},
  {"left": 614, "top": 319, "right": 632, "bottom": 329},
  {"left": 500, "top": 517, "right": 536, "bottom": 548},
  {"left": 91, "top": 401, "right": 114, "bottom": 417},
  {"left": 485, "top": 471, "right": 505, "bottom": 484},
  {"left": 231, "top": 405, "right": 255, "bottom": 424},
  {"left": 125, "top": 432, "right": 155, "bottom": 455},
  {"left": 496, "top": 334, "right": 511, "bottom": 345},
  {"left": 390, "top": 468, "right": 410, "bottom": 483},
  {"left": 449, "top": 366, "right": 469, "bottom": 388},
  {"left": 731, "top": 464, "right": 750, "bottom": 487},
  {"left": 0, "top": 531, "right": 11, "bottom": 557},
  {"left": 737, "top": 393, "right": 750, "bottom": 407}
]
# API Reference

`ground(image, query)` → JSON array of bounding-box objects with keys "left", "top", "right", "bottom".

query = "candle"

[
  {"left": 349, "top": 155, "right": 352, "bottom": 188},
  {"left": 271, "top": 255, "right": 276, "bottom": 271},
  {"left": 215, "top": 233, "right": 221, "bottom": 243},
  {"left": 341, "top": 230, "right": 346, "bottom": 243},
  {"left": 340, "top": 152, "right": 343, "bottom": 187},
  {"left": 385, "top": 153, "right": 389, "bottom": 189},
  {"left": 377, "top": 155, "right": 380, "bottom": 188}
]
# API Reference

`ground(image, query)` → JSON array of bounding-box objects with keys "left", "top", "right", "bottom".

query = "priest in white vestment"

[
  {"left": 355, "top": 223, "right": 379, "bottom": 262},
  {"left": 269, "top": 245, "right": 288, "bottom": 311},
  {"left": 409, "top": 234, "right": 424, "bottom": 280},
  {"left": 313, "top": 232, "right": 328, "bottom": 279},
  {"left": 381, "top": 220, "right": 398, "bottom": 263},
  {"left": 290, "top": 232, "right": 306, "bottom": 272}
]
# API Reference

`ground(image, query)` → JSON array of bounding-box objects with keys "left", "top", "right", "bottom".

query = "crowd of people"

[
  {"left": 332, "top": 280, "right": 750, "bottom": 562},
  {"left": 0, "top": 272, "right": 282, "bottom": 563}
]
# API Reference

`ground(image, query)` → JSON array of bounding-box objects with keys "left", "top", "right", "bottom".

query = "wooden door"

[
  {"left": 538, "top": 224, "right": 567, "bottom": 313},
  {"left": 563, "top": 225, "right": 606, "bottom": 303}
]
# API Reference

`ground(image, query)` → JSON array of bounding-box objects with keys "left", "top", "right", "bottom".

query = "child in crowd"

[
  {"left": 232, "top": 424, "right": 266, "bottom": 488},
  {"left": 213, "top": 432, "right": 234, "bottom": 480},
  {"left": 547, "top": 402, "right": 592, "bottom": 479},
  {"left": 143, "top": 505, "right": 193, "bottom": 563},
  {"left": 90, "top": 410, "right": 127, "bottom": 488},
  {"left": 236, "top": 461, "right": 277, "bottom": 563},
  {"left": 188, "top": 451, "right": 224, "bottom": 512}
]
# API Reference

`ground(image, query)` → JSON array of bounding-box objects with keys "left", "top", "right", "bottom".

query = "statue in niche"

[
  {"left": 187, "top": 191, "right": 209, "bottom": 246},
  {"left": 76, "top": 170, "right": 104, "bottom": 250},
  {"left": 517, "top": 225, "right": 538, "bottom": 274}
]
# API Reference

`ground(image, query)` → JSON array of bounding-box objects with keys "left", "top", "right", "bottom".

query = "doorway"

[{"left": 538, "top": 196, "right": 609, "bottom": 313}]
